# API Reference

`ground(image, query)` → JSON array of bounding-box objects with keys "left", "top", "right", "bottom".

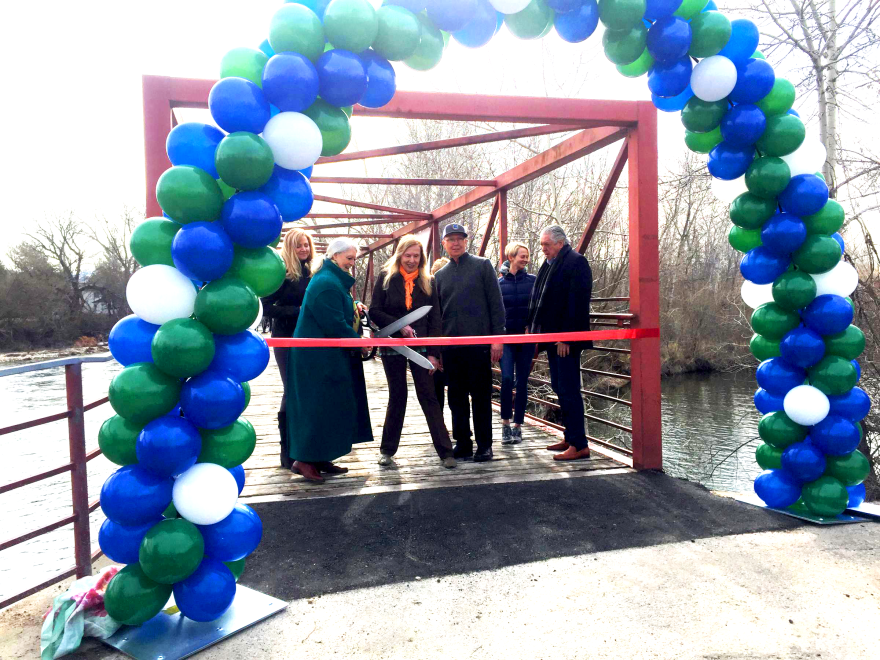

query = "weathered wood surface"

[{"left": 241, "top": 359, "right": 631, "bottom": 503}]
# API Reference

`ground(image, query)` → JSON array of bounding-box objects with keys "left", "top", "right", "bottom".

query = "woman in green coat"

[{"left": 287, "top": 238, "right": 373, "bottom": 483}]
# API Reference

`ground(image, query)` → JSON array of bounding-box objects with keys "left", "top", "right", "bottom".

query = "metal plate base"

[
  {"left": 735, "top": 494, "right": 875, "bottom": 525},
  {"left": 102, "top": 586, "right": 287, "bottom": 660}
]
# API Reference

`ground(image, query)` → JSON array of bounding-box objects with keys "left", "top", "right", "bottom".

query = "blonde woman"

[
  {"left": 370, "top": 238, "right": 455, "bottom": 469},
  {"left": 261, "top": 229, "right": 316, "bottom": 469}
]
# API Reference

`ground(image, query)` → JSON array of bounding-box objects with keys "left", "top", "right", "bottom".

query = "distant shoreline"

[{"left": 0, "top": 343, "right": 110, "bottom": 367}]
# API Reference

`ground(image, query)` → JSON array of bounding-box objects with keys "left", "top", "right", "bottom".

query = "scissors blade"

[
  {"left": 376, "top": 306, "right": 432, "bottom": 338},
  {"left": 390, "top": 345, "right": 435, "bottom": 370}
]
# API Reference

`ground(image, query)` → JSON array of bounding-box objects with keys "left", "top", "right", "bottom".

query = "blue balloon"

[
  {"left": 802, "top": 294, "right": 852, "bottom": 336},
  {"left": 644, "top": 0, "right": 682, "bottom": 20},
  {"left": 754, "top": 388, "right": 785, "bottom": 414},
  {"left": 779, "top": 174, "right": 829, "bottom": 217},
  {"left": 173, "top": 558, "right": 236, "bottom": 623},
  {"left": 760, "top": 212, "right": 807, "bottom": 255},
  {"left": 647, "top": 17, "right": 691, "bottom": 62},
  {"left": 739, "top": 246, "right": 790, "bottom": 284},
  {"left": 180, "top": 371, "right": 245, "bottom": 430},
  {"left": 425, "top": 0, "right": 477, "bottom": 32},
  {"left": 208, "top": 77, "right": 270, "bottom": 134},
  {"left": 720, "top": 104, "right": 766, "bottom": 147},
  {"left": 100, "top": 465, "right": 173, "bottom": 526},
  {"left": 99, "top": 518, "right": 160, "bottom": 565},
  {"left": 136, "top": 417, "right": 202, "bottom": 479},
  {"left": 781, "top": 442, "right": 826, "bottom": 483},
  {"left": 210, "top": 330, "right": 270, "bottom": 383},
  {"left": 259, "top": 166, "right": 314, "bottom": 221},
  {"left": 554, "top": 0, "right": 599, "bottom": 43},
  {"left": 852, "top": 359, "right": 861, "bottom": 380},
  {"left": 360, "top": 51, "right": 397, "bottom": 108},
  {"left": 258, "top": 39, "right": 275, "bottom": 59},
  {"left": 229, "top": 465, "right": 246, "bottom": 494},
  {"left": 754, "top": 469, "right": 801, "bottom": 508},
  {"left": 832, "top": 232, "right": 845, "bottom": 253},
  {"left": 221, "top": 192, "right": 283, "bottom": 249},
  {"left": 547, "top": 0, "right": 584, "bottom": 11},
  {"left": 647, "top": 57, "right": 692, "bottom": 98},
  {"left": 166, "top": 123, "right": 224, "bottom": 178},
  {"left": 756, "top": 358, "right": 806, "bottom": 396},
  {"left": 788, "top": 108, "right": 800, "bottom": 117},
  {"left": 300, "top": 166, "right": 313, "bottom": 179},
  {"left": 717, "top": 18, "right": 759, "bottom": 65},
  {"left": 828, "top": 387, "right": 870, "bottom": 422},
  {"left": 316, "top": 49, "right": 368, "bottom": 107},
  {"left": 198, "top": 504, "right": 263, "bottom": 562},
  {"left": 109, "top": 315, "right": 159, "bottom": 366},
  {"left": 384, "top": 0, "right": 425, "bottom": 12},
  {"left": 730, "top": 58, "right": 776, "bottom": 104},
  {"left": 262, "top": 53, "right": 319, "bottom": 112},
  {"left": 847, "top": 483, "right": 866, "bottom": 508},
  {"left": 171, "top": 222, "right": 235, "bottom": 282},
  {"left": 708, "top": 143, "right": 755, "bottom": 180},
  {"left": 652, "top": 85, "right": 693, "bottom": 112},
  {"left": 779, "top": 327, "right": 825, "bottom": 368},
  {"left": 810, "top": 414, "right": 860, "bottom": 455},
  {"left": 453, "top": 0, "right": 498, "bottom": 48},
  {"left": 703, "top": 0, "right": 717, "bottom": 9}
]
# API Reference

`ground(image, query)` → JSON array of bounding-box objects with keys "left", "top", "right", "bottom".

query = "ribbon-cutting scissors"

[{"left": 361, "top": 306, "right": 436, "bottom": 371}]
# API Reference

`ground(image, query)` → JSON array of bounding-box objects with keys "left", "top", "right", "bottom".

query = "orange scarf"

[{"left": 399, "top": 266, "right": 419, "bottom": 310}]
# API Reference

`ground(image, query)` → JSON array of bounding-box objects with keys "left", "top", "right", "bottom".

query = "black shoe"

[
  {"left": 453, "top": 444, "right": 474, "bottom": 460},
  {"left": 473, "top": 447, "right": 493, "bottom": 463},
  {"left": 278, "top": 411, "right": 292, "bottom": 470}
]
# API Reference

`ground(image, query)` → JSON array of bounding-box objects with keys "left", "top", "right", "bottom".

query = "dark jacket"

[
  {"left": 434, "top": 252, "right": 506, "bottom": 338},
  {"left": 261, "top": 261, "right": 311, "bottom": 338},
  {"left": 498, "top": 269, "right": 537, "bottom": 335},
  {"left": 526, "top": 244, "right": 593, "bottom": 350},
  {"left": 369, "top": 270, "right": 442, "bottom": 358}
]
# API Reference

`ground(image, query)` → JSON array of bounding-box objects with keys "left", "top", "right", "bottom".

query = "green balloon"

[
  {"left": 729, "top": 226, "right": 763, "bottom": 253},
  {"left": 792, "top": 235, "right": 841, "bottom": 274},
  {"left": 755, "top": 114, "right": 806, "bottom": 158},
  {"left": 602, "top": 25, "right": 648, "bottom": 65},
  {"left": 341, "top": 105, "right": 354, "bottom": 118},
  {"left": 674, "top": 0, "right": 709, "bottom": 19},
  {"left": 808, "top": 355, "right": 857, "bottom": 396},
  {"left": 802, "top": 200, "right": 844, "bottom": 235},
  {"left": 140, "top": 519, "right": 205, "bottom": 584},
  {"left": 104, "top": 564, "right": 173, "bottom": 626},
  {"left": 750, "top": 333, "right": 781, "bottom": 361},
  {"left": 684, "top": 127, "right": 722, "bottom": 154},
  {"left": 98, "top": 415, "right": 143, "bottom": 466},
  {"left": 750, "top": 303, "right": 801, "bottom": 340},
  {"left": 163, "top": 501, "right": 179, "bottom": 519},
  {"left": 505, "top": 0, "right": 555, "bottom": 40},
  {"left": 229, "top": 247, "right": 287, "bottom": 297},
  {"left": 758, "top": 411, "right": 807, "bottom": 449},
  {"left": 688, "top": 11, "right": 731, "bottom": 58},
  {"left": 303, "top": 100, "right": 351, "bottom": 157},
  {"left": 269, "top": 233, "right": 282, "bottom": 249},
  {"left": 598, "top": 0, "right": 646, "bottom": 30},
  {"left": 324, "top": 0, "right": 378, "bottom": 52},
  {"left": 224, "top": 558, "right": 246, "bottom": 582},
  {"left": 199, "top": 419, "right": 257, "bottom": 468},
  {"left": 745, "top": 157, "right": 791, "bottom": 200},
  {"left": 242, "top": 381, "right": 252, "bottom": 411},
  {"left": 156, "top": 166, "right": 224, "bottom": 225},
  {"left": 405, "top": 14, "right": 444, "bottom": 71},
  {"left": 752, "top": 50, "right": 766, "bottom": 60},
  {"left": 109, "top": 363, "right": 182, "bottom": 425},
  {"left": 616, "top": 48, "right": 654, "bottom": 77},
  {"left": 371, "top": 5, "right": 420, "bottom": 60},
  {"left": 824, "top": 451, "right": 869, "bottom": 487},
  {"left": 220, "top": 47, "right": 268, "bottom": 87},
  {"left": 217, "top": 178, "right": 237, "bottom": 201},
  {"left": 151, "top": 319, "right": 215, "bottom": 379},
  {"left": 729, "top": 192, "right": 777, "bottom": 229},
  {"left": 824, "top": 325, "right": 865, "bottom": 360},
  {"left": 131, "top": 218, "right": 180, "bottom": 267},
  {"left": 756, "top": 443, "right": 783, "bottom": 470},
  {"left": 756, "top": 78, "right": 796, "bottom": 116},
  {"left": 772, "top": 271, "right": 817, "bottom": 311},
  {"left": 681, "top": 97, "right": 727, "bottom": 133},
  {"left": 801, "top": 476, "right": 849, "bottom": 517},
  {"left": 269, "top": 3, "right": 325, "bottom": 62},
  {"left": 216, "top": 132, "right": 275, "bottom": 192},
  {"left": 195, "top": 277, "right": 260, "bottom": 335}
]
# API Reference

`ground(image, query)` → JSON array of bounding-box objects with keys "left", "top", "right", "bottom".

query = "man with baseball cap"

[{"left": 433, "top": 223, "right": 506, "bottom": 462}]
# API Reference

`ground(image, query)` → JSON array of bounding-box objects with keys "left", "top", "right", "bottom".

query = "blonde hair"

[
  {"left": 431, "top": 257, "right": 449, "bottom": 275},
  {"left": 382, "top": 237, "right": 432, "bottom": 295},
  {"left": 505, "top": 242, "right": 530, "bottom": 261},
  {"left": 281, "top": 229, "right": 316, "bottom": 282}
]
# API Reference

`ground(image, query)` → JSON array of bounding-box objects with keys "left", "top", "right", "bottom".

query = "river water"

[{"left": 0, "top": 361, "right": 759, "bottom": 605}]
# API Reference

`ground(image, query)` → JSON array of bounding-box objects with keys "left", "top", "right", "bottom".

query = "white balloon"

[
  {"left": 811, "top": 261, "right": 858, "bottom": 297},
  {"left": 126, "top": 265, "right": 197, "bottom": 326},
  {"left": 781, "top": 137, "right": 828, "bottom": 177},
  {"left": 173, "top": 463, "right": 239, "bottom": 526},
  {"left": 262, "top": 112, "right": 323, "bottom": 171},
  {"left": 691, "top": 56, "right": 737, "bottom": 102},
  {"left": 489, "top": 0, "right": 532, "bottom": 12},
  {"left": 712, "top": 175, "right": 748, "bottom": 203},
  {"left": 250, "top": 298, "right": 264, "bottom": 331},
  {"left": 741, "top": 281, "right": 775, "bottom": 309},
  {"left": 783, "top": 385, "right": 830, "bottom": 426}
]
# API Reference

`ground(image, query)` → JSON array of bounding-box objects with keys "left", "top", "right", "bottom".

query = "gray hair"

[
  {"left": 541, "top": 225, "right": 569, "bottom": 245},
  {"left": 324, "top": 237, "right": 359, "bottom": 259}
]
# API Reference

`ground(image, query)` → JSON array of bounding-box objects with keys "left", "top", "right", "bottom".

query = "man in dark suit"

[{"left": 526, "top": 225, "right": 593, "bottom": 461}]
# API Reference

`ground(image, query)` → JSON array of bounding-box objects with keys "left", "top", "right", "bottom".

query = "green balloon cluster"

[
  {"left": 140, "top": 519, "right": 205, "bottom": 584},
  {"left": 131, "top": 219, "right": 179, "bottom": 267},
  {"left": 228, "top": 247, "right": 286, "bottom": 298},
  {"left": 505, "top": 0, "right": 555, "bottom": 40},
  {"left": 373, "top": 5, "right": 421, "bottom": 61},
  {"left": 104, "top": 564, "right": 173, "bottom": 626},
  {"left": 109, "top": 364, "right": 182, "bottom": 425},
  {"left": 98, "top": 415, "right": 142, "bottom": 466},
  {"left": 199, "top": 419, "right": 257, "bottom": 468},
  {"left": 303, "top": 100, "right": 352, "bottom": 157},
  {"left": 220, "top": 47, "right": 268, "bottom": 87},
  {"left": 758, "top": 411, "right": 807, "bottom": 449},
  {"left": 156, "top": 166, "right": 223, "bottom": 224},
  {"left": 152, "top": 319, "right": 216, "bottom": 379},
  {"left": 269, "top": 3, "right": 325, "bottom": 61},
  {"left": 195, "top": 277, "right": 260, "bottom": 335},
  {"left": 216, "top": 132, "right": 275, "bottom": 191}
]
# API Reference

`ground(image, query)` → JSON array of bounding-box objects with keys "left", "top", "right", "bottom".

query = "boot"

[
  {"left": 292, "top": 461, "right": 325, "bottom": 483},
  {"left": 553, "top": 446, "right": 591, "bottom": 461},
  {"left": 546, "top": 441, "right": 570, "bottom": 451},
  {"left": 278, "top": 411, "right": 292, "bottom": 470},
  {"left": 316, "top": 461, "right": 349, "bottom": 475}
]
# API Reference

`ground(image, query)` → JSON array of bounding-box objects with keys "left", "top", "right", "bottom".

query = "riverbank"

[{"left": 0, "top": 343, "right": 109, "bottom": 366}]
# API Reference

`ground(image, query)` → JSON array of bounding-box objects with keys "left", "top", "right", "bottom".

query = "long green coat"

[{"left": 287, "top": 259, "right": 373, "bottom": 462}]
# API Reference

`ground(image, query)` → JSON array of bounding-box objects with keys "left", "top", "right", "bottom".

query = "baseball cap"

[{"left": 442, "top": 223, "right": 468, "bottom": 239}]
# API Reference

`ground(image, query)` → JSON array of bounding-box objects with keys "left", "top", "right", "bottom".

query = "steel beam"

[
  {"left": 314, "top": 195, "right": 431, "bottom": 217},
  {"left": 311, "top": 177, "right": 497, "bottom": 187},
  {"left": 576, "top": 137, "right": 630, "bottom": 254},
  {"left": 498, "top": 189, "right": 508, "bottom": 264},
  {"left": 479, "top": 196, "right": 501, "bottom": 257}
]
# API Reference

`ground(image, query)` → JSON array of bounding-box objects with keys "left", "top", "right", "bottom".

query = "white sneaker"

[{"left": 378, "top": 454, "right": 394, "bottom": 467}]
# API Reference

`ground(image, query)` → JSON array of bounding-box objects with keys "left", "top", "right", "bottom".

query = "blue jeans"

[
  {"left": 500, "top": 343, "right": 535, "bottom": 424},
  {"left": 547, "top": 345, "right": 588, "bottom": 450}
]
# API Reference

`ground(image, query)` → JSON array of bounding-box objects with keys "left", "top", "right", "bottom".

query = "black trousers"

[
  {"left": 547, "top": 345, "right": 588, "bottom": 450},
  {"left": 443, "top": 347, "right": 493, "bottom": 451},
  {"left": 381, "top": 354, "right": 453, "bottom": 459},
  {"left": 273, "top": 347, "right": 289, "bottom": 413}
]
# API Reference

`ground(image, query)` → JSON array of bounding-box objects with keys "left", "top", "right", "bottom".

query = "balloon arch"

[{"left": 98, "top": 0, "right": 869, "bottom": 627}]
